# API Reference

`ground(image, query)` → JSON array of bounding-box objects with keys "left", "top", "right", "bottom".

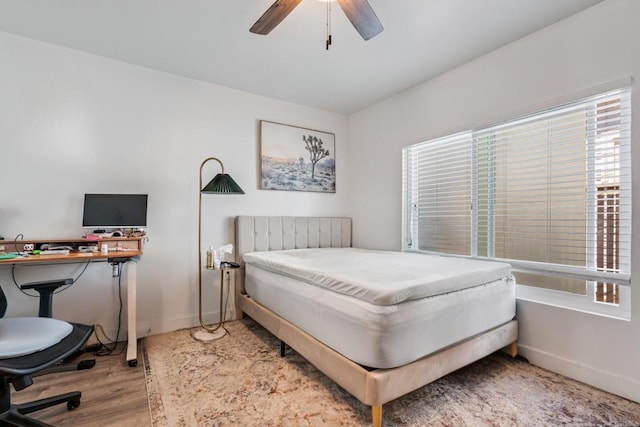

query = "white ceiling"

[{"left": 0, "top": 0, "right": 603, "bottom": 114}]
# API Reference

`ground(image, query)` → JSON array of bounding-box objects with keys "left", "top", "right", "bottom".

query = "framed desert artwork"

[{"left": 259, "top": 120, "right": 336, "bottom": 193}]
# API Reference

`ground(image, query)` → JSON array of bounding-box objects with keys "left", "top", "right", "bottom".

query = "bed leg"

[
  {"left": 280, "top": 340, "right": 286, "bottom": 357},
  {"left": 502, "top": 341, "right": 518, "bottom": 357},
  {"left": 372, "top": 405, "right": 382, "bottom": 427}
]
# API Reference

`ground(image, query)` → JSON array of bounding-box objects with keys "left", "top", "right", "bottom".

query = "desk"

[{"left": 0, "top": 237, "right": 144, "bottom": 366}]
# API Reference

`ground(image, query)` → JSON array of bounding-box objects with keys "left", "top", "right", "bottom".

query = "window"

[{"left": 403, "top": 87, "right": 631, "bottom": 315}]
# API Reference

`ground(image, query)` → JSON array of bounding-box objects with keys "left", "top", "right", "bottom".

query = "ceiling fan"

[{"left": 250, "top": 0, "right": 384, "bottom": 41}]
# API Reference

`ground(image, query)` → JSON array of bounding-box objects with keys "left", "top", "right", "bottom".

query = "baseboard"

[
  {"left": 133, "top": 308, "right": 236, "bottom": 340},
  {"left": 518, "top": 344, "right": 640, "bottom": 404}
]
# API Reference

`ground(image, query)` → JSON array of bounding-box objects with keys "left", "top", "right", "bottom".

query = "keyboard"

[{"left": 39, "top": 249, "right": 70, "bottom": 255}]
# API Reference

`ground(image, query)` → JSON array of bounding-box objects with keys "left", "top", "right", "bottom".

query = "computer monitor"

[{"left": 82, "top": 194, "right": 148, "bottom": 230}]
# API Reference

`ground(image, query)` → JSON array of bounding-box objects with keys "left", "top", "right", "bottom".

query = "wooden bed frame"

[{"left": 234, "top": 216, "right": 518, "bottom": 427}]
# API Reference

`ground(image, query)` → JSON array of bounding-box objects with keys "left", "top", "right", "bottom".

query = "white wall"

[
  {"left": 0, "top": 31, "right": 349, "bottom": 337},
  {"left": 2, "top": 0, "right": 638, "bottom": 406},
  {"left": 347, "top": 0, "right": 640, "bottom": 402}
]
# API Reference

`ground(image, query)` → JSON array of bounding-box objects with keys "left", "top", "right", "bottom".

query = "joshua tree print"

[
  {"left": 260, "top": 121, "right": 335, "bottom": 192},
  {"left": 303, "top": 135, "right": 330, "bottom": 179}
]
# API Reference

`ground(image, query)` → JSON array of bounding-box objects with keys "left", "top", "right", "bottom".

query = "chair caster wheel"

[
  {"left": 128, "top": 359, "right": 137, "bottom": 367},
  {"left": 77, "top": 359, "right": 96, "bottom": 370},
  {"left": 67, "top": 398, "right": 81, "bottom": 411}
]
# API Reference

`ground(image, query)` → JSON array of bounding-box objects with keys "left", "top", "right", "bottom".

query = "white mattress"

[
  {"left": 243, "top": 248, "right": 512, "bottom": 305},
  {"left": 245, "top": 261, "right": 516, "bottom": 369}
]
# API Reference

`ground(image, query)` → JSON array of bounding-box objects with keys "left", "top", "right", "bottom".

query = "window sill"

[{"left": 515, "top": 284, "right": 630, "bottom": 321}]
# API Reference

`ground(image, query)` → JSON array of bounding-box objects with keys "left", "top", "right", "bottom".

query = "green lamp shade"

[{"left": 201, "top": 173, "right": 245, "bottom": 194}]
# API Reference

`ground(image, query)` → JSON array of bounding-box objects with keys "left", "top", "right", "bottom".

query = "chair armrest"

[
  {"left": 20, "top": 279, "right": 74, "bottom": 291},
  {"left": 20, "top": 279, "right": 74, "bottom": 317}
]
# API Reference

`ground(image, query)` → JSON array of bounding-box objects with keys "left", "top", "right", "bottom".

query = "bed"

[{"left": 235, "top": 216, "right": 518, "bottom": 427}]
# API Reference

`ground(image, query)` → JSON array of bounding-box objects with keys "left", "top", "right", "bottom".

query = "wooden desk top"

[
  {"left": 0, "top": 236, "right": 144, "bottom": 264},
  {"left": 0, "top": 250, "right": 142, "bottom": 264}
]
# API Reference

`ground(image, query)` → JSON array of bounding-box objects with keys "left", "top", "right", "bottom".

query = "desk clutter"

[
  {"left": 38, "top": 249, "right": 72, "bottom": 255},
  {"left": 84, "top": 229, "right": 146, "bottom": 240},
  {"left": 0, "top": 236, "right": 144, "bottom": 259}
]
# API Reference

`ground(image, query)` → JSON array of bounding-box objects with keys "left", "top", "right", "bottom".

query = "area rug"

[{"left": 143, "top": 318, "right": 640, "bottom": 426}]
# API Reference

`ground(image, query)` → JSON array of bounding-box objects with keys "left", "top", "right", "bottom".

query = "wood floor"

[{"left": 9, "top": 341, "right": 150, "bottom": 427}]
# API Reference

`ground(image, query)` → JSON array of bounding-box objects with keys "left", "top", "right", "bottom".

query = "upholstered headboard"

[
  {"left": 233, "top": 216, "right": 351, "bottom": 304},
  {"left": 235, "top": 216, "right": 352, "bottom": 264}
]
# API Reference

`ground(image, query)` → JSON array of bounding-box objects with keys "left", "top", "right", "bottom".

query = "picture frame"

[{"left": 259, "top": 120, "right": 336, "bottom": 193}]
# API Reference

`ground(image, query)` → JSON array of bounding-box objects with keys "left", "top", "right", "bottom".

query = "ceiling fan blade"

[
  {"left": 250, "top": 0, "right": 304, "bottom": 35},
  {"left": 337, "top": 0, "right": 383, "bottom": 41}
]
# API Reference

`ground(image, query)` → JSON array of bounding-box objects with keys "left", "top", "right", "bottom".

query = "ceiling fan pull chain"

[{"left": 326, "top": 0, "right": 332, "bottom": 50}]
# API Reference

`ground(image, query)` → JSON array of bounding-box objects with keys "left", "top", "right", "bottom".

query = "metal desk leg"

[{"left": 126, "top": 260, "right": 138, "bottom": 366}]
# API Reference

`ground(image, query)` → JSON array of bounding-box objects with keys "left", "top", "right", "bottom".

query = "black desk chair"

[
  {"left": 0, "top": 284, "right": 94, "bottom": 426},
  {"left": 20, "top": 279, "right": 96, "bottom": 373},
  {"left": 21, "top": 279, "right": 74, "bottom": 318}
]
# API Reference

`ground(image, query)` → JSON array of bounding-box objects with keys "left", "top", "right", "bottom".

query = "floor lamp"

[{"left": 194, "top": 157, "right": 244, "bottom": 342}]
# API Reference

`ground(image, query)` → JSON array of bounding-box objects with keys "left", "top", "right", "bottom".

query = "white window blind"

[{"left": 403, "top": 87, "right": 631, "bottom": 295}]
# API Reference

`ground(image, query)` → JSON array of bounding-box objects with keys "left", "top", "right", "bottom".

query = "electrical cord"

[
  {"left": 12, "top": 234, "right": 24, "bottom": 252},
  {"left": 92, "top": 261, "right": 125, "bottom": 356},
  {"left": 9, "top": 232, "right": 92, "bottom": 296},
  {"left": 11, "top": 260, "right": 92, "bottom": 297},
  {"left": 223, "top": 271, "right": 232, "bottom": 337}
]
